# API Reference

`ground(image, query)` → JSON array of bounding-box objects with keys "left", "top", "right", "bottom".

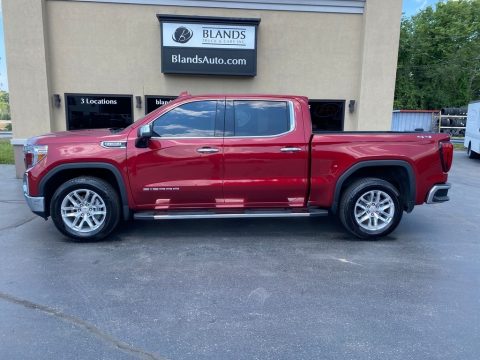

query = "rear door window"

[{"left": 227, "top": 100, "right": 291, "bottom": 137}]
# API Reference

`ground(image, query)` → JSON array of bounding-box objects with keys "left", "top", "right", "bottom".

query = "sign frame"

[{"left": 157, "top": 14, "right": 261, "bottom": 77}]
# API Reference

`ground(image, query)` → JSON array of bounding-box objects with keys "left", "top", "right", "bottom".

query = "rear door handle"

[
  {"left": 280, "top": 147, "right": 302, "bottom": 153},
  {"left": 197, "top": 147, "right": 220, "bottom": 154}
]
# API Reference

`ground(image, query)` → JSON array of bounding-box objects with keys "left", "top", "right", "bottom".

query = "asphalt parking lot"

[{"left": 1, "top": 151, "right": 479, "bottom": 360}]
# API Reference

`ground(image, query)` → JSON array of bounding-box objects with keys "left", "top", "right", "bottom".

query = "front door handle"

[
  {"left": 280, "top": 147, "right": 302, "bottom": 153},
  {"left": 197, "top": 147, "right": 220, "bottom": 154}
]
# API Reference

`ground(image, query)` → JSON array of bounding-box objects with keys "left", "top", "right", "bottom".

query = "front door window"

[{"left": 152, "top": 101, "right": 218, "bottom": 138}]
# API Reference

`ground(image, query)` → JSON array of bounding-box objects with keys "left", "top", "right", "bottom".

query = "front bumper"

[
  {"left": 24, "top": 193, "right": 46, "bottom": 214},
  {"left": 426, "top": 183, "right": 451, "bottom": 204},
  {"left": 23, "top": 172, "right": 46, "bottom": 217}
]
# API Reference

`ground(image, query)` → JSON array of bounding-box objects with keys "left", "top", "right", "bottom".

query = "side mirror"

[
  {"left": 136, "top": 124, "right": 153, "bottom": 148},
  {"left": 138, "top": 124, "right": 152, "bottom": 138}
]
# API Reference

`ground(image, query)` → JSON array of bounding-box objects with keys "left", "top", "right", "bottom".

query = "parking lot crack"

[
  {"left": 0, "top": 216, "right": 37, "bottom": 232},
  {"left": 0, "top": 200, "right": 25, "bottom": 204},
  {"left": 330, "top": 256, "right": 363, "bottom": 266},
  {"left": 0, "top": 291, "right": 165, "bottom": 360}
]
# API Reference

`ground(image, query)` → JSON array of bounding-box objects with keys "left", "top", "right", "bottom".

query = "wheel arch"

[
  {"left": 331, "top": 160, "right": 416, "bottom": 214},
  {"left": 39, "top": 163, "right": 130, "bottom": 220}
]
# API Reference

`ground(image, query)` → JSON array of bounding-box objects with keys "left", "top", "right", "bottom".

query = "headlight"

[{"left": 23, "top": 144, "right": 48, "bottom": 169}]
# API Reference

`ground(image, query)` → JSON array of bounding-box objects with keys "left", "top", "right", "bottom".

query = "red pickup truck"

[{"left": 23, "top": 93, "right": 453, "bottom": 241}]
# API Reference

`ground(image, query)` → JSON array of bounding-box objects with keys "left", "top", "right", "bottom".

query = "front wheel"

[
  {"left": 339, "top": 178, "right": 403, "bottom": 239},
  {"left": 50, "top": 177, "right": 121, "bottom": 242}
]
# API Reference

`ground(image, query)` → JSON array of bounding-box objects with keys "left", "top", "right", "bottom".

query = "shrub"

[{"left": 0, "top": 140, "right": 14, "bottom": 164}]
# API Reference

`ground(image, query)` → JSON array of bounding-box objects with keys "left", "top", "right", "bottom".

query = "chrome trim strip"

[
  {"left": 426, "top": 183, "right": 451, "bottom": 204},
  {"left": 134, "top": 210, "right": 328, "bottom": 220},
  {"left": 23, "top": 173, "right": 29, "bottom": 195},
  {"left": 150, "top": 99, "right": 296, "bottom": 140},
  {"left": 24, "top": 193, "right": 45, "bottom": 213},
  {"left": 100, "top": 141, "right": 127, "bottom": 149},
  {"left": 197, "top": 147, "right": 220, "bottom": 153},
  {"left": 223, "top": 100, "right": 296, "bottom": 139},
  {"left": 280, "top": 147, "right": 302, "bottom": 152},
  {"left": 151, "top": 136, "right": 219, "bottom": 140}
]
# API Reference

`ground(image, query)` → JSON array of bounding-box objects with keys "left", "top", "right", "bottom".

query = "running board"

[{"left": 134, "top": 209, "right": 329, "bottom": 220}]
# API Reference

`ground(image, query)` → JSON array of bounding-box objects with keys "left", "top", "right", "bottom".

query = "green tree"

[{"left": 395, "top": 0, "right": 480, "bottom": 109}]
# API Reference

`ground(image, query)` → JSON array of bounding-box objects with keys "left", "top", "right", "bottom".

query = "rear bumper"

[{"left": 426, "top": 183, "right": 451, "bottom": 204}]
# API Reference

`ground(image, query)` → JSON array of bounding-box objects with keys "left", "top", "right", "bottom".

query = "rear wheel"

[
  {"left": 467, "top": 142, "right": 478, "bottom": 159},
  {"left": 339, "top": 178, "right": 403, "bottom": 239},
  {"left": 50, "top": 177, "right": 121, "bottom": 242}
]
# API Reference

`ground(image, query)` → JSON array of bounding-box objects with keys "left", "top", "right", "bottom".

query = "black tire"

[
  {"left": 339, "top": 177, "right": 403, "bottom": 239},
  {"left": 50, "top": 177, "right": 121, "bottom": 242},
  {"left": 467, "top": 142, "right": 478, "bottom": 159}
]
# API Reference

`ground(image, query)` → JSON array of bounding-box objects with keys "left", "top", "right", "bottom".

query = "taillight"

[
  {"left": 439, "top": 141, "right": 453, "bottom": 172},
  {"left": 23, "top": 144, "right": 48, "bottom": 169}
]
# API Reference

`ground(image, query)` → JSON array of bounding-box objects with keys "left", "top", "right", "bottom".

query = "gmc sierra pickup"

[{"left": 23, "top": 93, "right": 453, "bottom": 241}]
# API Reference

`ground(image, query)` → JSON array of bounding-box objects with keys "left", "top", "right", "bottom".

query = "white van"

[{"left": 465, "top": 100, "right": 480, "bottom": 159}]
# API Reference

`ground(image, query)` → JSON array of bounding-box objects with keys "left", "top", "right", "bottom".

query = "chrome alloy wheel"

[
  {"left": 354, "top": 190, "right": 395, "bottom": 231},
  {"left": 60, "top": 189, "right": 107, "bottom": 233}
]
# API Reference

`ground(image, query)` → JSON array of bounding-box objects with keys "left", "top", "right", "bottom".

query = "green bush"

[{"left": 0, "top": 140, "right": 14, "bottom": 164}]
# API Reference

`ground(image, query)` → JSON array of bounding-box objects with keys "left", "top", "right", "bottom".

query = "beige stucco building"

[{"left": 2, "top": 0, "right": 402, "bottom": 177}]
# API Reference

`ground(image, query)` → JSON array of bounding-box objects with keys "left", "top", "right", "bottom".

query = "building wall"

[
  {"left": 2, "top": 0, "right": 402, "bottom": 177},
  {"left": 45, "top": 0, "right": 364, "bottom": 132},
  {"left": 2, "top": 0, "right": 53, "bottom": 173},
  {"left": 355, "top": 0, "right": 402, "bottom": 131}
]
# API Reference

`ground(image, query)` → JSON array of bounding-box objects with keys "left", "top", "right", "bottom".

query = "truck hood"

[{"left": 28, "top": 128, "right": 128, "bottom": 145}]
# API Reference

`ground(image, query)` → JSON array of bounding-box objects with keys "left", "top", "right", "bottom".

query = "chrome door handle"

[
  {"left": 197, "top": 147, "right": 220, "bottom": 154},
  {"left": 280, "top": 147, "right": 302, "bottom": 153}
]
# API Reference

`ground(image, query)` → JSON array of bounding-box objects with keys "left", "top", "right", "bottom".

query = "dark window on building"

[
  {"left": 152, "top": 101, "right": 217, "bottom": 137},
  {"left": 66, "top": 94, "right": 133, "bottom": 130},
  {"left": 145, "top": 95, "right": 176, "bottom": 114},
  {"left": 229, "top": 100, "right": 290, "bottom": 137},
  {"left": 309, "top": 100, "right": 345, "bottom": 132}
]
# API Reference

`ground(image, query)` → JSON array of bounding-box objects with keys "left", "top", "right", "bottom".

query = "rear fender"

[{"left": 331, "top": 160, "right": 416, "bottom": 214}]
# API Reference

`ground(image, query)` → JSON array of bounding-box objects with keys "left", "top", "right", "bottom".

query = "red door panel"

[
  {"left": 127, "top": 138, "right": 223, "bottom": 209},
  {"left": 126, "top": 99, "right": 225, "bottom": 210},
  {"left": 222, "top": 99, "right": 308, "bottom": 208}
]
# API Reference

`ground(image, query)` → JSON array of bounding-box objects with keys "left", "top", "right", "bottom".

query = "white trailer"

[{"left": 464, "top": 100, "right": 480, "bottom": 159}]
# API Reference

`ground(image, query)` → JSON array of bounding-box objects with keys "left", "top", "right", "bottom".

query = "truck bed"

[{"left": 308, "top": 132, "right": 450, "bottom": 210}]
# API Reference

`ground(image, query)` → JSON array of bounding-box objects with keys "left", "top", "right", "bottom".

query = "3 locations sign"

[
  {"left": 157, "top": 15, "right": 260, "bottom": 76},
  {"left": 65, "top": 94, "right": 133, "bottom": 130}
]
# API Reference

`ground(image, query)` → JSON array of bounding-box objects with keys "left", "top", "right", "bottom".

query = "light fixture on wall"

[
  {"left": 136, "top": 96, "right": 142, "bottom": 109},
  {"left": 348, "top": 100, "right": 356, "bottom": 113},
  {"left": 53, "top": 94, "right": 61, "bottom": 108}
]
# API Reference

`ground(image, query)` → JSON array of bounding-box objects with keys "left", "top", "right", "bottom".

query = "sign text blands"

[{"left": 162, "top": 23, "right": 256, "bottom": 49}]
